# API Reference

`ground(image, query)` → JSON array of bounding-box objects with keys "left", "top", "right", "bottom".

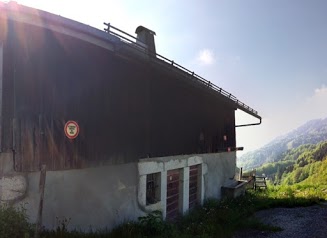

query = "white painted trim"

[
  {"left": 139, "top": 155, "right": 203, "bottom": 172},
  {"left": 138, "top": 155, "right": 207, "bottom": 219},
  {"left": 137, "top": 172, "right": 165, "bottom": 214},
  {"left": 137, "top": 175, "right": 147, "bottom": 207},
  {"left": 199, "top": 163, "right": 206, "bottom": 205},
  {"left": 160, "top": 170, "right": 167, "bottom": 218},
  {"left": 187, "top": 156, "right": 203, "bottom": 167},
  {"left": 138, "top": 161, "right": 164, "bottom": 175},
  {"left": 180, "top": 167, "right": 190, "bottom": 214}
]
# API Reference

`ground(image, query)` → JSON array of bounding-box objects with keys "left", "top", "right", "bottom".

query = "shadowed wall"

[{"left": 1, "top": 20, "right": 236, "bottom": 171}]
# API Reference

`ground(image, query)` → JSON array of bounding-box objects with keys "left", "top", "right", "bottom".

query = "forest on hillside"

[
  {"left": 238, "top": 118, "right": 327, "bottom": 170},
  {"left": 254, "top": 141, "right": 327, "bottom": 187}
]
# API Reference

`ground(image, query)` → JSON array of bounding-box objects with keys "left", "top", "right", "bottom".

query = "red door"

[
  {"left": 166, "top": 169, "right": 180, "bottom": 220},
  {"left": 189, "top": 165, "right": 199, "bottom": 209}
]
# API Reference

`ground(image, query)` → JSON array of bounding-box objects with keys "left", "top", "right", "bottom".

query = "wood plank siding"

[{"left": 1, "top": 18, "right": 236, "bottom": 172}]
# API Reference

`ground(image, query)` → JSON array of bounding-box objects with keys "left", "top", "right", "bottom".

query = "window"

[{"left": 146, "top": 173, "right": 161, "bottom": 205}]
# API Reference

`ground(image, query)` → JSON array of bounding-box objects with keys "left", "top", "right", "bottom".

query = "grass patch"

[{"left": 1, "top": 185, "right": 325, "bottom": 238}]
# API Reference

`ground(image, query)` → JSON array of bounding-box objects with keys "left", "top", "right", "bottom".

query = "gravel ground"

[{"left": 234, "top": 202, "right": 327, "bottom": 238}]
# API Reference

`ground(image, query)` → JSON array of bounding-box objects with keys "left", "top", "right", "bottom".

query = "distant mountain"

[
  {"left": 253, "top": 141, "right": 327, "bottom": 184},
  {"left": 238, "top": 117, "right": 327, "bottom": 171}
]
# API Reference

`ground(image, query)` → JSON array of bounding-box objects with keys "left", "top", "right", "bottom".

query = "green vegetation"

[
  {"left": 0, "top": 204, "right": 33, "bottom": 238},
  {"left": 2, "top": 138, "right": 326, "bottom": 237},
  {"left": 239, "top": 118, "right": 327, "bottom": 170},
  {"left": 253, "top": 141, "right": 327, "bottom": 191},
  {"left": 36, "top": 192, "right": 298, "bottom": 238},
  {"left": 1, "top": 186, "right": 324, "bottom": 238}
]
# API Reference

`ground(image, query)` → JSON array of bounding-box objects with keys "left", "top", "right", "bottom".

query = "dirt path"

[{"left": 234, "top": 202, "right": 327, "bottom": 238}]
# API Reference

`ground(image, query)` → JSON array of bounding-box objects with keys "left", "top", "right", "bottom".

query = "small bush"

[
  {"left": 0, "top": 204, "right": 32, "bottom": 238},
  {"left": 138, "top": 210, "right": 175, "bottom": 237}
]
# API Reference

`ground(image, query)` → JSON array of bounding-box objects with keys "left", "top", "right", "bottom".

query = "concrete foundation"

[{"left": 1, "top": 151, "right": 237, "bottom": 231}]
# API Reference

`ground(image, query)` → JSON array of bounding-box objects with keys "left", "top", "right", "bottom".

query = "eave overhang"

[{"left": 0, "top": 2, "right": 261, "bottom": 125}]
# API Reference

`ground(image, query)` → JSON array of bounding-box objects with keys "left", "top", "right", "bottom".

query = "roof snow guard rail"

[{"left": 104, "top": 23, "right": 260, "bottom": 120}]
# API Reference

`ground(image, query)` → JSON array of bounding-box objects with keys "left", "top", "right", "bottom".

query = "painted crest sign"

[{"left": 64, "top": 120, "right": 79, "bottom": 139}]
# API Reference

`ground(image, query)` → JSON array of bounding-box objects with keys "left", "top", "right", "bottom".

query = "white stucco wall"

[
  {"left": 21, "top": 163, "right": 143, "bottom": 231},
  {"left": 202, "top": 152, "right": 237, "bottom": 199},
  {"left": 1, "top": 151, "right": 236, "bottom": 231}
]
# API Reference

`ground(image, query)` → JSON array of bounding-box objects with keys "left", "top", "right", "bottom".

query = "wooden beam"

[{"left": 35, "top": 164, "right": 47, "bottom": 238}]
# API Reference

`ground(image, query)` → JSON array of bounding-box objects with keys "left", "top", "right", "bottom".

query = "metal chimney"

[{"left": 135, "top": 26, "right": 156, "bottom": 54}]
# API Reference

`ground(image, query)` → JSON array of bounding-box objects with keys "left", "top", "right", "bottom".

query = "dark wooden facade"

[{"left": 0, "top": 17, "right": 236, "bottom": 172}]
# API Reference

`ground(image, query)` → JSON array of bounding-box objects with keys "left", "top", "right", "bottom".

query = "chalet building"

[{"left": 0, "top": 2, "right": 261, "bottom": 230}]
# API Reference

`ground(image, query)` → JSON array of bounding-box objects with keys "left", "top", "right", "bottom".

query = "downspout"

[{"left": 235, "top": 117, "right": 262, "bottom": 128}]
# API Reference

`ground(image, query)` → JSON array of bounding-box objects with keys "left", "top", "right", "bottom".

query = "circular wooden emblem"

[{"left": 64, "top": 120, "right": 79, "bottom": 139}]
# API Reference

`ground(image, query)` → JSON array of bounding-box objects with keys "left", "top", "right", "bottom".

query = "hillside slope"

[
  {"left": 238, "top": 117, "right": 327, "bottom": 170},
  {"left": 252, "top": 141, "right": 327, "bottom": 185},
  {"left": 281, "top": 141, "right": 327, "bottom": 185}
]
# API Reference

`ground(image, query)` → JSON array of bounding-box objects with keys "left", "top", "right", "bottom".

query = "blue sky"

[{"left": 15, "top": 0, "right": 327, "bottom": 154}]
